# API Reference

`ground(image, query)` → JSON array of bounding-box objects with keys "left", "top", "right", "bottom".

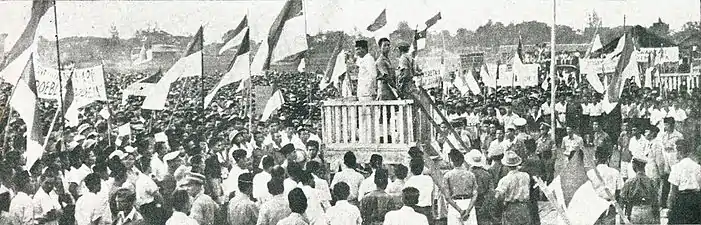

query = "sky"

[{"left": 1, "top": 0, "right": 699, "bottom": 49}]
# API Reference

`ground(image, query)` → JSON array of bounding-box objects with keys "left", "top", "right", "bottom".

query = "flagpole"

[
  {"left": 550, "top": 0, "right": 557, "bottom": 164},
  {"left": 246, "top": 8, "right": 254, "bottom": 135},
  {"left": 200, "top": 27, "right": 205, "bottom": 111},
  {"left": 53, "top": 0, "right": 66, "bottom": 151},
  {"left": 103, "top": 66, "right": 113, "bottom": 145},
  {"left": 1, "top": 74, "right": 27, "bottom": 152},
  {"left": 41, "top": 108, "right": 61, "bottom": 151}
]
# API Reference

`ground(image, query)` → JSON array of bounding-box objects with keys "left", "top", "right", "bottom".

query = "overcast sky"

[{"left": 1, "top": 0, "right": 699, "bottom": 48}]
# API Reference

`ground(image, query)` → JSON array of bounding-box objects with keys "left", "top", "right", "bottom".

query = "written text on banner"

[{"left": 34, "top": 64, "right": 107, "bottom": 101}]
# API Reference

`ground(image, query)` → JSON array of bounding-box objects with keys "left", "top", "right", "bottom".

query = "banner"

[
  {"left": 35, "top": 64, "right": 107, "bottom": 101},
  {"left": 579, "top": 58, "right": 617, "bottom": 75},
  {"left": 637, "top": 47, "right": 679, "bottom": 63},
  {"left": 497, "top": 64, "right": 514, "bottom": 87},
  {"left": 415, "top": 70, "right": 442, "bottom": 88},
  {"left": 514, "top": 64, "right": 539, "bottom": 87}
]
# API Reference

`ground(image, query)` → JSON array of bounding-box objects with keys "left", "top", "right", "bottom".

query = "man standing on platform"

[
  {"left": 355, "top": 40, "right": 377, "bottom": 101},
  {"left": 375, "top": 38, "right": 396, "bottom": 100},
  {"left": 396, "top": 41, "right": 415, "bottom": 99}
]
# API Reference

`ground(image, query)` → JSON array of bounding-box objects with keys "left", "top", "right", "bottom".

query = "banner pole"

[
  {"left": 53, "top": 0, "right": 66, "bottom": 151},
  {"left": 1, "top": 74, "right": 27, "bottom": 153}
]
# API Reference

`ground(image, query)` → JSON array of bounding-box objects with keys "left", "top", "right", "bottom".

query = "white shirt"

[
  {"left": 383, "top": 206, "right": 429, "bottom": 225},
  {"left": 586, "top": 164, "right": 624, "bottom": 201},
  {"left": 325, "top": 200, "right": 362, "bottom": 225},
  {"left": 331, "top": 166, "right": 365, "bottom": 200},
  {"left": 10, "top": 192, "right": 35, "bottom": 225},
  {"left": 151, "top": 154, "right": 168, "bottom": 181},
  {"left": 312, "top": 175, "right": 332, "bottom": 204},
  {"left": 252, "top": 171, "right": 272, "bottom": 202},
  {"left": 68, "top": 164, "right": 92, "bottom": 186},
  {"left": 75, "top": 191, "right": 111, "bottom": 225},
  {"left": 356, "top": 53, "right": 378, "bottom": 99},
  {"left": 668, "top": 158, "right": 701, "bottom": 191},
  {"left": 135, "top": 171, "right": 159, "bottom": 207},
  {"left": 302, "top": 185, "right": 327, "bottom": 225},
  {"left": 223, "top": 165, "right": 249, "bottom": 197},
  {"left": 166, "top": 211, "right": 199, "bottom": 225},
  {"left": 358, "top": 172, "right": 377, "bottom": 201},
  {"left": 404, "top": 175, "right": 434, "bottom": 207},
  {"left": 283, "top": 178, "right": 302, "bottom": 196},
  {"left": 628, "top": 136, "right": 649, "bottom": 160},
  {"left": 33, "top": 189, "right": 62, "bottom": 225}
]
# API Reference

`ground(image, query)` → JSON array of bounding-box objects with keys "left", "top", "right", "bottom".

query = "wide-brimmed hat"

[
  {"left": 501, "top": 151, "right": 522, "bottom": 167},
  {"left": 466, "top": 149, "right": 488, "bottom": 169}
]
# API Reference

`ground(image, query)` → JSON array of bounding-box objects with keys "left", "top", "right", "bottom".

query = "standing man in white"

[{"left": 355, "top": 40, "right": 377, "bottom": 101}]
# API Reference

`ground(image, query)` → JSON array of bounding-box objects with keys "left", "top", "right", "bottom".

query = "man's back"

[
  {"left": 258, "top": 195, "right": 292, "bottom": 225},
  {"left": 331, "top": 169, "right": 365, "bottom": 200},
  {"left": 383, "top": 206, "right": 428, "bottom": 225},
  {"left": 360, "top": 190, "right": 401, "bottom": 224}
]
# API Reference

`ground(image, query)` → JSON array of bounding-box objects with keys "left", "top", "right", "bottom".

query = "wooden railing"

[
  {"left": 656, "top": 73, "right": 701, "bottom": 91},
  {"left": 320, "top": 99, "right": 417, "bottom": 163}
]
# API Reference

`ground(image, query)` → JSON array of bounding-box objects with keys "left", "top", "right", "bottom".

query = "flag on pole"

[
  {"left": 205, "top": 29, "right": 251, "bottom": 107},
  {"left": 424, "top": 12, "right": 442, "bottom": 29},
  {"left": 367, "top": 9, "right": 387, "bottom": 32},
  {"left": 0, "top": 0, "right": 53, "bottom": 74},
  {"left": 591, "top": 34, "right": 603, "bottom": 54},
  {"left": 218, "top": 15, "right": 249, "bottom": 55},
  {"left": 142, "top": 26, "right": 204, "bottom": 110},
  {"left": 320, "top": 35, "right": 345, "bottom": 89},
  {"left": 547, "top": 150, "right": 611, "bottom": 225},
  {"left": 261, "top": 90, "right": 285, "bottom": 122},
  {"left": 454, "top": 69, "right": 481, "bottom": 95},
  {"left": 10, "top": 54, "right": 44, "bottom": 170},
  {"left": 607, "top": 32, "right": 636, "bottom": 103},
  {"left": 255, "top": 0, "right": 307, "bottom": 73},
  {"left": 517, "top": 35, "right": 524, "bottom": 62}
]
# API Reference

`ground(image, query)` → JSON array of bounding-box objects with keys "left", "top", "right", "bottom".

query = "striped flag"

[
  {"left": 366, "top": 9, "right": 387, "bottom": 32},
  {"left": 62, "top": 72, "right": 75, "bottom": 119},
  {"left": 218, "top": 15, "right": 248, "bottom": 55},
  {"left": 142, "top": 26, "right": 204, "bottom": 110},
  {"left": 607, "top": 32, "right": 636, "bottom": 103},
  {"left": 205, "top": 29, "right": 251, "bottom": 107},
  {"left": 10, "top": 54, "right": 44, "bottom": 170},
  {"left": 454, "top": 68, "right": 481, "bottom": 95},
  {"left": 253, "top": 0, "right": 307, "bottom": 73},
  {"left": 547, "top": 150, "right": 611, "bottom": 225},
  {"left": 1, "top": 0, "right": 53, "bottom": 73},
  {"left": 261, "top": 90, "right": 285, "bottom": 122},
  {"left": 320, "top": 34, "right": 346, "bottom": 89}
]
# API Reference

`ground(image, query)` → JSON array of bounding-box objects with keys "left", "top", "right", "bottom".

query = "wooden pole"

[
  {"left": 550, "top": 0, "right": 557, "bottom": 147},
  {"left": 53, "top": 1, "right": 66, "bottom": 151}
]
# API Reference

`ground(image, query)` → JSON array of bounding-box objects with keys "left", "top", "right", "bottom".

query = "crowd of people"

[{"left": 0, "top": 34, "right": 700, "bottom": 225}]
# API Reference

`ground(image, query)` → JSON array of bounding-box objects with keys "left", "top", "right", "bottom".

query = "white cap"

[
  {"left": 109, "top": 150, "right": 127, "bottom": 160},
  {"left": 513, "top": 118, "right": 527, "bottom": 127},
  {"left": 163, "top": 151, "right": 180, "bottom": 162}
]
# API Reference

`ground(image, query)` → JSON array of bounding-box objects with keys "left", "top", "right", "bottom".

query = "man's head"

[
  {"left": 232, "top": 149, "right": 249, "bottom": 169},
  {"left": 184, "top": 173, "right": 206, "bottom": 197},
  {"left": 84, "top": 173, "right": 102, "bottom": 193},
  {"left": 374, "top": 168, "right": 389, "bottom": 190},
  {"left": 238, "top": 172, "right": 254, "bottom": 196},
  {"left": 114, "top": 188, "right": 136, "bottom": 212},
  {"left": 592, "top": 121, "right": 601, "bottom": 132},
  {"left": 409, "top": 158, "right": 424, "bottom": 175},
  {"left": 632, "top": 158, "right": 646, "bottom": 174},
  {"left": 401, "top": 187, "right": 420, "bottom": 207},
  {"left": 262, "top": 156, "right": 275, "bottom": 172},
  {"left": 394, "top": 164, "right": 408, "bottom": 180},
  {"left": 171, "top": 189, "right": 191, "bottom": 213},
  {"left": 333, "top": 182, "right": 350, "bottom": 201},
  {"left": 495, "top": 129, "right": 504, "bottom": 140},
  {"left": 378, "top": 38, "right": 390, "bottom": 55},
  {"left": 645, "top": 126, "right": 659, "bottom": 140},
  {"left": 343, "top": 151, "right": 357, "bottom": 168},
  {"left": 268, "top": 179, "right": 284, "bottom": 196},
  {"left": 288, "top": 188, "right": 308, "bottom": 214},
  {"left": 448, "top": 149, "right": 464, "bottom": 167},
  {"left": 566, "top": 126, "right": 576, "bottom": 137},
  {"left": 306, "top": 161, "right": 322, "bottom": 177},
  {"left": 306, "top": 140, "right": 320, "bottom": 158},
  {"left": 397, "top": 41, "right": 410, "bottom": 54},
  {"left": 595, "top": 146, "right": 611, "bottom": 164},
  {"left": 355, "top": 40, "right": 369, "bottom": 57},
  {"left": 370, "top": 154, "right": 383, "bottom": 170}
]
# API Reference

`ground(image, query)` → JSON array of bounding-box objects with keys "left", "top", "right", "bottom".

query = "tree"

[{"left": 649, "top": 18, "right": 670, "bottom": 38}]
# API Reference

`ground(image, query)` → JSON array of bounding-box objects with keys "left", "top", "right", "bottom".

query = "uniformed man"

[
  {"left": 396, "top": 41, "right": 415, "bottom": 99},
  {"left": 355, "top": 40, "right": 377, "bottom": 101},
  {"left": 183, "top": 172, "right": 219, "bottom": 225},
  {"left": 375, "top": 37, "right": 396, "bottom": 100},
  {"left": 494, "top": 151, "right": 531, "bottom": 225},
  {"left": 444, "top": 149, "right": 478, "bottom": 225},
  {"left": 620, "top": 158, "right": 660, "bottom": 224}
]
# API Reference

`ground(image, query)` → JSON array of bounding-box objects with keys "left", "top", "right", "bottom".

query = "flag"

[
  {"left": 256, "top": 0, "right": 307, "bottom": 73},
  {"left": 424, "top": 12, "right": 442, "bottom": 29},
  {"left": 607, "top": 32, "right": 636, "bottom": 103},
  {"left": 62, "top": 73, "right": 74, "bottom": 116},
  {"left": 547, "top": 150, "right": 611, "bottom": 225},
  {"left": 481, "top": 64, "right": 497, "bottom": 89},
  {"left": 454, "top": 68, "right": 481, "bottom": 95},
  {"left": 589, "top": 34, "right": 603, "bottom": 56},
  {"left": 298, "top": 57, "right": 305, "bottom": 72},
  {"left": 122, "top": 69, "right": 163, "bottom": 105},
  {"left": 132, "top": 42, "right": 152, "bottom": 65},
  {"left": 366, "top": 9, "right": 387, "bottom": 32},
  {"left": 205, "top": 29, "right": 251, "bottom": 107},
  {"left": 644, "top": 67, "right": 655, "bottom": 88},
  {"left": 517, "top": 35, "right": 524, "bottom": 62},
  {"left": 218, "top": 15, "right": 248, "bottom": 55},
  {"left": 0, "top": 0, "right": 53, "bottom": 74},
  {"left": 413, "top": 29, "right": 427, "bottom": 53},
  {"left": 261, "top": 90, "right": 285, "bottom": 122},
  {"left": 142, "top": 26, "right": 204, "bottom": 110},
  {"left": 10, "top": 54, "right": 43, "bottom": 170},
  {"left": 586, "top": 72, "right": 606, "bottom": 94},
  {"left": 320, "top": 35, "right": 345, "bottom": 89}
]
